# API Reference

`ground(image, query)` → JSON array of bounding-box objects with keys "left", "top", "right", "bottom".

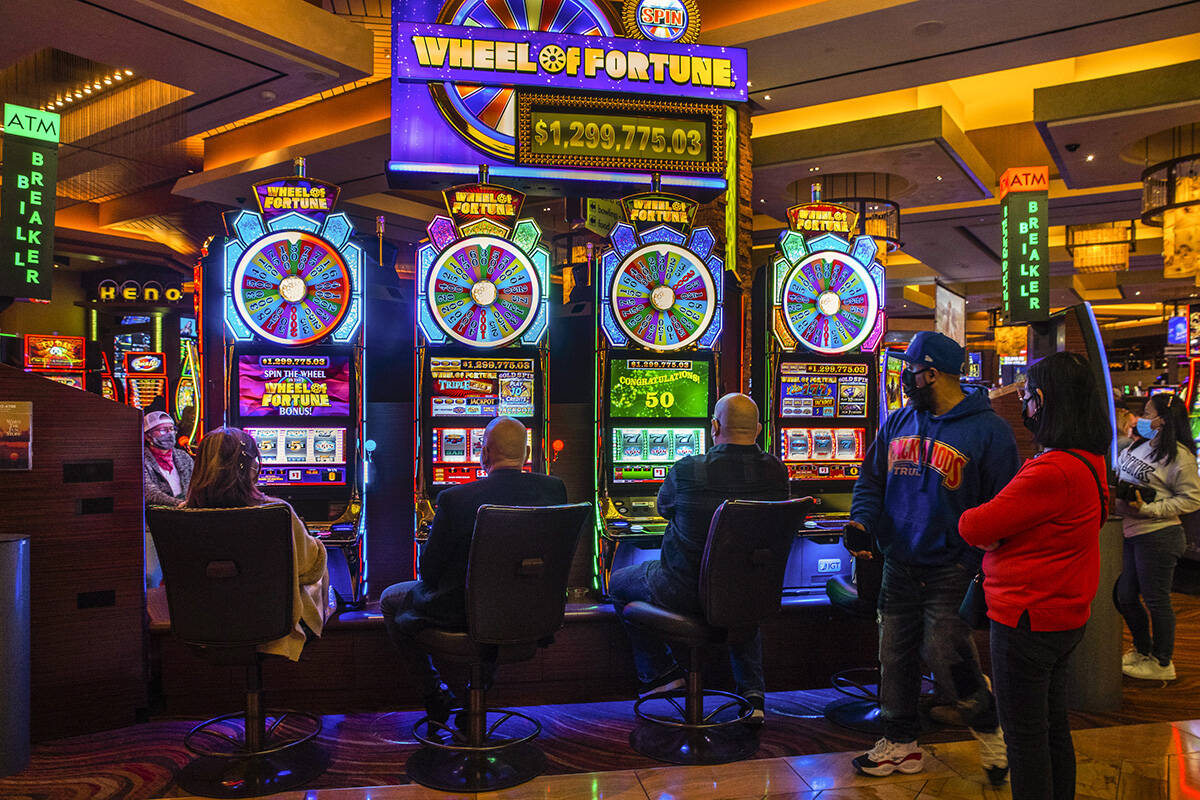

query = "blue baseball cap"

[{"left": 898, "top": 331, "right": 964, "bottom": 375}]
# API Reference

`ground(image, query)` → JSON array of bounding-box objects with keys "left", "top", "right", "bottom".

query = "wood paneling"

[{"left": 0, "top": 365, "right": 146, "bottom": 740}]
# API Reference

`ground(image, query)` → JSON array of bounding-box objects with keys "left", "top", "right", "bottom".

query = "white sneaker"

[
  {"left": 1122, "top": 649, "right": 1152, "bottom": 668},
  {"left": 852, "top": 738, "right": 924, "bottom": 776},
  {"left": 970, "top": 727, "right": 1009, "bottom": 786},
  {"left": 1123, "top": 658, "right": 1176, "bottom": 681}
]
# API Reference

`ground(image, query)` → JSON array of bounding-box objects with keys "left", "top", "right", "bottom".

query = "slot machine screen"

[
  {"left": 42, "top": 373, "right": 85, "bottom": 390},
  {"left": 23, "top": 335, "right": 85, "bottom": 370},
  {"left": 779, "top": 362, "right": 868, "bottom": 418},
  {"left": 608, "top": 359, "right": 710, "bottom": 419},
  {"left": 238, "top": 354, "right": 352, "bottom": 417},
  {"left": 779, "top": 427, "right": 867, "bottom": 481},
  {"left": 429, "top": 357, "right": 535, "bottom": 418},
  {"left": 245, "top": 426, "right": 347, "bottom": 486},
  {"left": 430, "top": 426, "right": 533, "bottom": 486},
  {"left": 611, "top": 426, "right": 707, "bottom": 484},
  {"left": 883, "top": 352, "right": 905, "bottom": 414}
]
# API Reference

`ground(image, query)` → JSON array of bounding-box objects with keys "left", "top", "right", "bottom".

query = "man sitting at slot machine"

[
  {"left": 380, "top": 416, "right": 568, "bottom": 725},
  {"left": 608, "top": 393, "right": 788, "bottom": 727}
]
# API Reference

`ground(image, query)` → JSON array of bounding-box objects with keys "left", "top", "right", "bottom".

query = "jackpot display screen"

[
  {"left": 430, "top": 426, "right": 532, "bottom": 487},
  {"left": 429, "top": 357, "right": 535, "bottom": 418},
  {"left": 779, "top": 427, "right": 867, "bottom": 481},
  {"left": 779, "top": 362, "right": 868, "bottom": 418},
  {"left": 238, "top": 354, "right": 352, "bottom": 417},
  {"left": 608, "top": 359, "right": 709, "bottom": 419},
  {"left": 612, "top": 426, "right": 707, "bottom": 484},
  {"left": 42, "top": 372, "right": 84, "bottom": 389},
  {"left": 245, "top": 426, "right": 346, "bottom": 486},
  {"left": 883, "top": 352, "right": 905, "bottom": 414},
  {"left": 24, "top": 335, "right": 85, "bottom": 370}
]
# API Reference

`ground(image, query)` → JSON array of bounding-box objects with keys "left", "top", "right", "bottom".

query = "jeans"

[
  {"left": 991, "top": 613, "right": 1086, "bottom": 800},
  {"left": 1116, "top": 525, "right": 1185, "bottom": 665},
  {"left": 379, "top": 581, "right": 443, "bottom": 697},
  {"left": 608, "top": 561, "right": 765, "bottom": 698},
  {"left": 877, "top": 558, "right": 999, "bottom": 743}
]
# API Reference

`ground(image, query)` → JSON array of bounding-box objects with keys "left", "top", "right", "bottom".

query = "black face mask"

[
  {"left": 1021, "top": 394, "right": 1042, "bottom": 434},
  {"left": 902, "top": 369, "right": 935, "bottom": 411}
]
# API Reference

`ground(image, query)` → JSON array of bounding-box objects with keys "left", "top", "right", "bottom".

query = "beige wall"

[{"left": 0, "top": 269, "right": 85, "bottom": 338}]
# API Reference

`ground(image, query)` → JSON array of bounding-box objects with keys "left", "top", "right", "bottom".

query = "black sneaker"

[
  {"left": 423, "top": 682, "right": 458, "bottom": 726},
  {"left": 744, "top": 695, "right": 765, "bottom": 728},
  {"left": 638, "top": 666, "right": 686, "bottom": 699}
]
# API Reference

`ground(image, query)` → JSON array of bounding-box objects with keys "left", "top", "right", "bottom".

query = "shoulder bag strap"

[{"left": 1057, "top": 449, "right": 1108, "bottom": 528}]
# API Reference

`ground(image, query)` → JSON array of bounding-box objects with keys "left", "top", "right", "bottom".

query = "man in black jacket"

[{"left": 381, "top": 416, "right": 567, "bottom": 722}]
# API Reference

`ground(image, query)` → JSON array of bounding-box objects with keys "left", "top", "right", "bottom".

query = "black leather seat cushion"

[
  {"left": 621, "top": 601, "right": 758, "bottom": 647},
  {"left": 413, "top": 627, "right": 538, "bottom": 664}
]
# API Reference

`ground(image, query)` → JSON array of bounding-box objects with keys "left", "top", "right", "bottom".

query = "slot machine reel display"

[
  {"left": 23, "top": 334, "right": 86, "bottom": 390},
  {"left": 595, "top": 192, "right": 722, "bottom": 592},
  {"left": 208, "top": 172, "right": 368, "bottom": 608},
  {"left": 414, "top": 183, "right": 550, "bottom": 559},
  {"left": 765, "top": 205, "right": 886, "bottom": 597},
  {"left": 124, "top": 351, "right": 168, "bottom": 410}
]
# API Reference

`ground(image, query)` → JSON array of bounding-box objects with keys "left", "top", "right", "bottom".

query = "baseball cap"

[
  {"left": 897, "top": 331, "right": 964, "bottom": 375},
  {"left": 143, "top": 410, "right": 175, "bottom": 433}
]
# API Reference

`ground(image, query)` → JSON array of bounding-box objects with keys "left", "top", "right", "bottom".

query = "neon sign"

[
  {"left": 999, "top": 166, "right": 1049, "bottom": 323},
  {"left": 1, "top": 104, "right": 59, "bottom": 300}
]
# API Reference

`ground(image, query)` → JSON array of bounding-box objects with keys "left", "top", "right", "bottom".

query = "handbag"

[{"left": 958, "top": 449, "right": 1107, "bottom": 631}]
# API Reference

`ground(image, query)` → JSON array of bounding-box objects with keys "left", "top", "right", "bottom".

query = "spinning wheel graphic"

[
  {"left": 611, "top": 243, "right": 716, "bottom": 351},
  {"left": 780, "top": 251, "right": 879, "bottom": 355},
  {"left": 427, "top": 236, "right": 542, "bottom": 347}
]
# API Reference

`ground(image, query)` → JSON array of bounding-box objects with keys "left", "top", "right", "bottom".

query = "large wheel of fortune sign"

[
  {"left": 233, "top": 230, "right": 353, "bottom": 347},
  {"left": 782, "top": 250, "right": 880, "bottom": 355},
  {"left": 427, "top": 236, "right": 542, "bottom": 348},
  {"left": 611, "top": 243, "right": 717, "bottom": 352}
]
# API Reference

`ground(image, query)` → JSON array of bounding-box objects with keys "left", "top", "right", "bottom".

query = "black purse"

[{"left": 958, "top": 449, "right": 1106, "bottom": 631}]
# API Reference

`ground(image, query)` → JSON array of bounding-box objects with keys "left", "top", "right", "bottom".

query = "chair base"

[
  {"left": 406, "top": 742, "right": 545, "bottom": 792},
  {"left": 175, "top": 740, "right": 328, "bottom": 798},
  {"left": 629, "top": 720, "right": 759, "bottom": 765},
  {"left": 823, "top": 697, "right": 884, "bottom": 735}
]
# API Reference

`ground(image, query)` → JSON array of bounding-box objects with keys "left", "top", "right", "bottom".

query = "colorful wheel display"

[
  {"left": 433, "top": 0, "right": 615, "bottom": 158},
  {"left": 427, "top": 235, "right": 542, "bottom": 347},
  {"left": 782, "top": 250, "right": 880, "bottom": 355},
  {"left": 611, "top": 243, "right": 716, "bottom": 351},
  {"left": 232, "top": 230, "right": 352, "bottom": 347}
]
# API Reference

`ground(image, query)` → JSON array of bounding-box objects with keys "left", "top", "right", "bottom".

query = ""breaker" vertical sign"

[
  {"left": 1, "top": 104, "right": 60, "bottom": 300},
  {"left": 999, "top": 166, "right": 1049, "bottom": 324}
]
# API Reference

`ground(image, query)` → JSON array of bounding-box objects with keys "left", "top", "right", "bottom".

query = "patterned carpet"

[{"left": 4, "top": 593, "right": 1200, "bottom": 800}]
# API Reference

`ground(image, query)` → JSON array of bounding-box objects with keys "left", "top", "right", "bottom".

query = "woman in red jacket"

[{"left": 960, "top": 351, "right": 1110, "bottom": 800}]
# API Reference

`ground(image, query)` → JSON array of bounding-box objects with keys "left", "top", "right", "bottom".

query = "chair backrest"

[
  {"left": 699, "top": 498, "right": 816, "bottom": 629},
  {"left": 466, "top": 502, "right": 592, "bottom": 645},
  {"left": 826, "top": 555, "right": 883, "bottom": 619},
  {"left": 147, "top": 505, "right": 295, "bottom": 648}
]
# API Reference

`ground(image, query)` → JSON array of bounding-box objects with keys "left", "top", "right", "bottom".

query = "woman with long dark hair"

[
  {"left": 185, "top": 427, "right": 331, "bottom": 660},
  {"left": 959, "top": 352, "right": 1111, "bottom": 800},
  {"left": 1114, "top": 392, "right": 1200, "bottom": 681}
]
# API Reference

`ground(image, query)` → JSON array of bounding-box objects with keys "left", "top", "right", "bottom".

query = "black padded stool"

[
  {"left": 823, "top": 555, "right": 884, "bottom": 735},
  {"left": 148, "top": 505, "right": 327, "bottom": 798},
  {"left": 405, "top": 502, "right": 591, "bottom": 793},
  {"left": 622, "top": 498, "right": 815, "bottom": 765}
]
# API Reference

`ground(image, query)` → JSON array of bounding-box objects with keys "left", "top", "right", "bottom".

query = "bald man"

[
  {"left": 380, "top": 416, "right": 567, "bottom": 724},
  {"left": 609, "top": 393, "right": 788, "bottom": 725}
]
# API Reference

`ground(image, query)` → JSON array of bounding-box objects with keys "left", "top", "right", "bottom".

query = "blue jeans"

[
  {"left": 608, "top": 561, "right": 765, "bottom": 698},
  {"left": 380, "top": 581, "right": 443, "bottom": 697},
  {"left": 878, "top": 559, "right": 999, "bottom": 743},
  {"left": 1116, "top": 525, "right": 1185, "bottom": 665},
  {"left": 991, "top": 613, "right": 1085, "bottom": 800}
]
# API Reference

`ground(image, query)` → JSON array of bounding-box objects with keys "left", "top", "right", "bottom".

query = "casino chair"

[
  {"left": 823, "top": 553, "right": 885, "bottom": 734},
  {"left": 405, "top": 502, "right": 592, "bottom": 793},
  {"left": 147, "top": 505, "right": 327, "bottom": 799},
  {"left": 621, "top": 498, "right": 816, "bottom": 765}
]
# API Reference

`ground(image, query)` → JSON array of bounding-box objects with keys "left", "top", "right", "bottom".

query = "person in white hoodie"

[{"left": 1114, "top": 392, "right": 1200, "bottom": 681}]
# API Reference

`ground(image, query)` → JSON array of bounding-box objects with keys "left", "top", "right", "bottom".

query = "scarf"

[{"left": 149, "top": 445, "right": 175, "bottom": 473}]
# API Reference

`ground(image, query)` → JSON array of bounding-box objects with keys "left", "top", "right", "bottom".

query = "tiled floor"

[{"left": 206, "top": 719, "right": 1200, "bottom": 800}]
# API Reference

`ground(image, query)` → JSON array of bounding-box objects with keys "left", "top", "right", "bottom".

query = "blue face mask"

[{"left": 1136, "top": 418, "right": 1156, "bottom": 439}]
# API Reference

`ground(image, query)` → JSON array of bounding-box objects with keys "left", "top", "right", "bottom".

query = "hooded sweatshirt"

[
  {"left": 851, "top": 385, "right": 1020, "bottom": 567},
  {"left": 1115, "top": 438, "right": 1200, "bottom": 538}
]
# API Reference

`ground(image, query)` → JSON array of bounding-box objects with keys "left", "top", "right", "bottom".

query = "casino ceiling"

[{"left": 2, "top": 0, "right": 1199, "bottom": 331}]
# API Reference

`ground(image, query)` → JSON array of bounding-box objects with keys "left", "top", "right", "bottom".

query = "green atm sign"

[
  {"left": 999, "top": 166, "right": 1049, "bottom": 324},
  {"left": 2, "top": 103, "right": 60, "bottom": 300}
]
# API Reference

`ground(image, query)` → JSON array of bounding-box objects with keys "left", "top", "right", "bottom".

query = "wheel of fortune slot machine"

[
  {"left": 412, "top": 182, "right": 551, "bottom": 575},
  {"left": 762, "top": 201, "right": 886, "bottom": 600},
  {"left": 201, "top": 166, "right": 368, "bottom": 609},
  {"left": 594, "top": 191, "right": 722, "bottom": 594}
]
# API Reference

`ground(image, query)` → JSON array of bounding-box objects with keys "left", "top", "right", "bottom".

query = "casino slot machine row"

[
  {"left": 760, "top": 201, "right": 887, "bottom": 598},
  {"left": 199, "top": 168, "right": 368, "bottom": 608}
]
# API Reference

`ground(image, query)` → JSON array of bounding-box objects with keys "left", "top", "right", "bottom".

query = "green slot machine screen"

[{"left": 608, "top": 359, "right": 709, "bottom": 419}]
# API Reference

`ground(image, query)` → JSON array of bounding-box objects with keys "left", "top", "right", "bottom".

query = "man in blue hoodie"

[{"left": 846, "top": 331, "right": 1019, "bottom": 783}]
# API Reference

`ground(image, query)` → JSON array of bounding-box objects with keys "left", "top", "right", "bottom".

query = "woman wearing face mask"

[
  {"left": 960, "top": 351, "right": 1111, "bottom": 800},
  {"left": 1114, "top": 392, "right": 1200, "bottom": 681},
  {"left": 142, "top": 409, "right": 194, "bottom": 508}
]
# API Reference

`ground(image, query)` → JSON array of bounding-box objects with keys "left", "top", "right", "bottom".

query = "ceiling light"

[
  {"left": 936, "top": 175, "right": 943, "bottom": 182},
  {"left": 543, "top": 207, "right": 550, "bottom": 212},
  {"left": 113, "top": 73, "right": 123, "bottom": 80},
  {"left": 747, "top": 81, "right": 753, "bottom": 88},
  {"left": 74, "top": 91, "right": 82, "bottom": 98},
  {"left": 1085, "top": 154, "right": 1095, "bottom": 162},
  {"left": 763, "top": 94, "right": 771, "bottom": 101},
  {"left": 759, "top": 199, "right": 765, "bottom": 203},
  {"left": 83, "top": 87, "right": 92, "bottom": 94},
  {"left": 92, "top": 82, "right": 101, "bottom": 89},
  {"left": 103, "top": 78, "right": 112, "bottom": 85},
  {"left": 65, "top": 96, "right": 73, "bottom": 103},
  {"left": 123, "top": 69, "right": 133, "bottom": 76}
]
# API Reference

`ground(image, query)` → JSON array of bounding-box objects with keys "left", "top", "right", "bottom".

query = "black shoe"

[
  {"left": 744, "top": 695, "right": 765, "bottom": 728},
  {"left": 423, "top": 683, "right": 458, "bottom": 726},
  {"left": 638, "top": 666, "right": 686, "bottom": 699}
]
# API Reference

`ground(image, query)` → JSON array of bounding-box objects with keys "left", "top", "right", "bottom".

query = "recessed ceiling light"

[
  {"left": 747, "top": 81, "right": 753, "bottom": 88},
  {"left": 543, "top": 207, "right": 550, "bottom": 211},
  {"left": 92, "top": 82, "right": 101, "bottom": 89},
  {"left": 83, "top": 87, "right": 92, "bottom": 94},
  {"left": 1085, "top": 154, "right": 1095, "bottom": 162},
  {"left": 763, "top": 94, "right": 771, "bottom": 101},
  {"left": 113, "top": 73, "right": 123, "bottom": 80},
  {"left": 123, "top": 69, "right": 133, "bottom": 76},
  {"left": 1136, "top": 290, "right": 1142, "bottom": 295},
  {"left": 759, "top": 199, "right": 765, "bottom": 203},
  {"left": 936, "top": 175, "right": 943, "bottom": 181},
  {"left": 103, "top": 78, "right": 112, "bottom": 85}
]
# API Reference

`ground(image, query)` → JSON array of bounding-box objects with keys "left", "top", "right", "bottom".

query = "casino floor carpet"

[{"left": 5, "top": 593, "right": 1200, "bottom": 800}]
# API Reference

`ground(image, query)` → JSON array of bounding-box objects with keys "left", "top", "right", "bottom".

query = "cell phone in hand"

[{"left": 843, "top": 523, "right": 872, "bottom": 554}]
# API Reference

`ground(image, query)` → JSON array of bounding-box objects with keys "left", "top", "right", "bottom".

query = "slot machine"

[
  {"left": 594, "top": 192, "right": 723, "bottom": 593},
  {"left": 201, "top": 166, "right": 368, "bottom": 607},
  {"left": 763, "top": 202, "right": 886, "bottom": 597},
  {"left": 880, "top": 343, "right": 907, "bottom": 424},
  {"left": 175, "top": 339, "right": 200, "bottom": 447},
  {"left": 124, "top": 351, "right": 168, "bottom": 409},
  {"left": 413, "top": 183, "right": 551, "bottom": 568},
  {"left": 98, "top": 352, "right": 119, "bottom": 401},
  {"left": 23, "top": 334, "right": 87, "bottom": 390}
]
